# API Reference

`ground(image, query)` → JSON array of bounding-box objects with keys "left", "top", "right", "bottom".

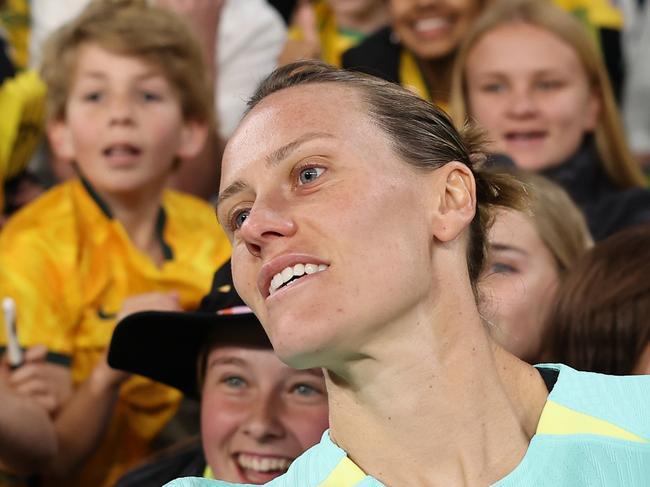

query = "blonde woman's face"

[
  {"left": 480, "top": 209, "right": 559, "bottom": 363},
  {"left": 465, "top": 23, "right": 600, "bottom": 171},
  {"left": 390, "top": 0, "right": 481, "bottom": 60}
]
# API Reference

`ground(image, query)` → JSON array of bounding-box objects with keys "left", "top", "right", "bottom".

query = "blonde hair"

[
  {"left": 450, "top": 0, "right": 646, "bottom": 189},
  {"left": 499, "top": 168, "right": 593, "bottom": 275},
  {"left": 40, "top": 0, "right": 213, "bottom": 125}
]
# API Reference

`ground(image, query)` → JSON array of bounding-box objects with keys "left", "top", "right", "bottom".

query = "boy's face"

[
  {"left": 49, "top": 43, "right": 206, "bottom": 197},
  {"left": 200, "top": 345, "right": 328, "bottom": 484}
]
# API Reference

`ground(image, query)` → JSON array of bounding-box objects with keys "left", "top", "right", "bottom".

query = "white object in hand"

[{"left": 2, "top": 297, "right": 23, "bottom": 368}]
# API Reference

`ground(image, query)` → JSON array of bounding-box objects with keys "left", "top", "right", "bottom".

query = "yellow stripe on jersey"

[
  {"left": 537, "top": 400, "right": 648, "bottom": 443},
  {"left": 317, "top": 456, "right": 366, "bottom": 487}
]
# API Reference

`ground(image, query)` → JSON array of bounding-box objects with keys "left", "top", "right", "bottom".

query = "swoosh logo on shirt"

[{"left": 97, "top": 308, "right": 118, "bottom": 320}]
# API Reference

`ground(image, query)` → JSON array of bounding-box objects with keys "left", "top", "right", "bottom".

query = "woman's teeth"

[
  {"left": 237, "top": 453, "right": 292, "bottom": 473},
  {"left": 269, "top": 263, "right": 328, "bottom": 295}
]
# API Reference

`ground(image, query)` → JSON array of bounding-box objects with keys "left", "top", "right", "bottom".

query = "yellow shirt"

[
  {"left": 0, "top": 0, "right": 29, "bottom": 70},
  {"left": 0, "top": 178, "right": 230, "bottom": 487},
  {"left": 288, "top": 0, "right": 367, "bottom": 68}
]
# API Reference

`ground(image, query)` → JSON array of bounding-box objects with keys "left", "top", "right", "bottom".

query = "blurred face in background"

[
  {"left": 201, "top": 346, "right": 328, "bottom": 484},
  {"left": 329, "top": 0, "right": 385, "bottom": 19},
  {"left": 480, "top": 209, "right": 559, "bottom": 363},
  {"left": 390, "top": 0, "right": 481, "bottom": 60},
  {"left": 464, "top": 22, "right": 600, "bottom": 171}
]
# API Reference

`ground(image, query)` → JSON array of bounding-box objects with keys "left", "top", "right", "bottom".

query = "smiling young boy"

[{"left": 0, "top": 1, "right": 229, "bottom": 486}]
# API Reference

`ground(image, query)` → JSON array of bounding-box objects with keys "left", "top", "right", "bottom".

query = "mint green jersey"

[{"left": 167, "top": 364, "right": 650, "bottom": 487}]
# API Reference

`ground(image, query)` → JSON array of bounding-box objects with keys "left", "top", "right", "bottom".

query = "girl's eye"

[
  {"left": 291, "top": 383, "right": 323, "bottom": 397},
  {"left": 224, "top": 376, "right": 247, "bottom": 389},
  {"left": 298, "top": 166, "right": 325, "bottom": 185},
  {"left": 490, "top": 262, "right": 518, "bottom": 274},
  {"left": 536, "top": 79, "right": 563, "bottom": 91},
  {"left": 481, "top": 83, "right": 506, "bottom": 94},
  {"left": 231, "top": 209, "right": 250, "bottom": 230}
]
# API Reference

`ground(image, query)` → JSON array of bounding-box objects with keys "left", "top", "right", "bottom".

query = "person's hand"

[
  {"left": 3, "top": 345, "right": 72, "bottom": 417},
  {"left": 116, "top": 291, "right": 182, "bottom": 323},
  {"left": 279, "top": 0, "right": 320, "bottom": 66},
  {"left": 155, "top": 0, "right": 225, "bottom": 48}
]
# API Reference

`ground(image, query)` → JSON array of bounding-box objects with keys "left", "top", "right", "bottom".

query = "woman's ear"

[
  {"left": 176, "top": 120, "right": 209, "bottom": 159},
  {"left": 47, "top": 119, "right": 75, "bottom": 160},
  {"left": 431, "top": 161, "right": 477, "bottom": 242}
]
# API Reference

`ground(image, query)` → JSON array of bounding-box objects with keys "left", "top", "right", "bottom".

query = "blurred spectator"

[
  {"left": 342, "top": 0, "right": 485, "bottom": 110},
  {"left": 279, "top": 0, "right": 388, "bottom": 67},
  {"left": 110, "top": 262, "right": 329, "bottom": 486},
  {"left": 28, "top": 0, "right": 285, "bottom": 140},
  {"left": 451, "top": 0, "right": 650, "bottom": 240},
  {"left": 0, "top": 0, "right": 29, "bottom": 70},
  {"left": 545, "top": 224, "right": 650, "bottom": 375},
  {"left": 480, "top": 169, "right": 592, "bottom": 364},
  {"left": 621, "top": 0, "right": 650, "bottom": 169},
  {"left": 0, "top": 2, "right": 230, "bottom": 486},
  {"left": 555, "top": 0, "right": 626, "bottom": 102}
]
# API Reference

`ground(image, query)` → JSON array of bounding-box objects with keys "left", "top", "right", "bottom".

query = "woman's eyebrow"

[
  {"left": 216, "top": 131, "right": 334, "bottom": 212},
  {"left": 491, "top": 243, "right": 529, "bottom": 256}
]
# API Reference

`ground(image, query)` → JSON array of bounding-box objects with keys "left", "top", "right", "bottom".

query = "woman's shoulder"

[{"left": 538, "top": 364, "right": 650, "bottom": 440}]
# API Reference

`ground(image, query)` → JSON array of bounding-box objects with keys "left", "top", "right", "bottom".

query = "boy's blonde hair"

[
  {"left": 450, "top": 0, "right": 646, "bottom": 189},
  {"left": 40, "top": 0, "right": 213, "bottom": 125}
]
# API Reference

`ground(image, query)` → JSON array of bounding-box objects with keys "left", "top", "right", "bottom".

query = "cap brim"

[{"left": 108, "top": 310, "right": 271, "bottom": 398}]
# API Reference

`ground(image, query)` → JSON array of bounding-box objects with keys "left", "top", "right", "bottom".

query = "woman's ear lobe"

[
  {"left": 432, "top": 162, "right": 477, "bottom": 242},
  {"left": 177, "top": 121, "right": 209, "bottom": 159}
]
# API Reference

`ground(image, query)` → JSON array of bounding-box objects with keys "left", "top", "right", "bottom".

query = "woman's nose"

[
  {"left": 239, "top": 201, "right": 297, "bottom": 258},
  {"left": 506, "top": 88, "right": 538, "bottom": 118}
]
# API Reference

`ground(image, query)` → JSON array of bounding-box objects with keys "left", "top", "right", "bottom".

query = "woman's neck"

[{"left": 325, "top": 293, "right": 548, "bottom": 486}]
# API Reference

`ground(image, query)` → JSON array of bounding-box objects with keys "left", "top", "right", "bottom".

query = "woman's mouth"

[
  {"left": 235, "top": 453, "right": 293, "bottom": 483},
  {"left": 268, "top": 263, "right": 328, "bottom": 296}
]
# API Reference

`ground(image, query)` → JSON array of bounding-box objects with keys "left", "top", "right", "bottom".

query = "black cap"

[{"left": 107, "top": 261, "right": 271, "bottom": 398}]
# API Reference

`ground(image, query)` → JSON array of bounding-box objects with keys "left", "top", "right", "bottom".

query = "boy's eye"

[
  {"left": 224, "top": 376, "right": 247, "bottom": 389},
  {"left": 298, "top": 166, "right": 325, "bottom": 185},
  {"left": 141, "top": 91, "right": 162, "bottom": 102},
  {"left": 83, "top": 91, "right": 102, "bottom": 102}
]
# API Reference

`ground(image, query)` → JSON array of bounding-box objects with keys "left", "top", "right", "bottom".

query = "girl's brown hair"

[
  {"left": 545, "top": 224, "right": 650, "bottom": 374},
  {"left": 450, "top": 0, "right": 646, "bottom": 189}
]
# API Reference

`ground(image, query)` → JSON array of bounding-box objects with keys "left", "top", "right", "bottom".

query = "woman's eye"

[
  {"left": 231, "top": 209, "right": 250, "bottom": 230},
  {"left": 481, "top": 83, "right": 506, "bottom": 94},
  {"left": 536, "top": 79, "right": 563, "bottom": 91},
  {"left": 490, "top": 262, "right": 518, "bottom": 274},
  {"left": 298, "top": 166, "right": 325, "bottom": 185},
  {"left": 224, "top": 376, "right": 247, "bottom": 389}
]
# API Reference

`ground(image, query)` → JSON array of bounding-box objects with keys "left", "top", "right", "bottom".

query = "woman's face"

[
  {"left": 217, "top": 84, "right": 440, "bottom": 368},
  {"left": 390, "top": 0, "right": 481, "bottom": 60},
  {"left": 480, "top": 209, "right": 559, "bottom": 363},
  {"left": 201, "top": 346, "right": 328, "bottom": 484},
  {"left": 465, "top": 23, "right": 600, "bottom": 172}
]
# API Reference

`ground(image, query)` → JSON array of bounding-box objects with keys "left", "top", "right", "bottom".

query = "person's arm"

[
  {"left": 0, "top": 379, "right": 57, "bottom": 474},
  {"left": 43, "top": 292, "right": 182, "bottom": 477},
  {"left": 157, "top": 0, "right": 226, "bottom": 199}
]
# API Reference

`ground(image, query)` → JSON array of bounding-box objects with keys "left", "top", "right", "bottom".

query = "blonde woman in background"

[
  {"left": 450, "top": 0, "right": 650, "bottom": 240},
  {"left": 480, "top": 169, "right": 592, "bottom": 364}
]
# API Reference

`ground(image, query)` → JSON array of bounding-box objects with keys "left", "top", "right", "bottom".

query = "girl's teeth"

[
  {"left": 293, "top": 263, "right": 305, "bottom": 276},
  {"left": 305, "top": 264, "right": 318, "bottom": 274}
]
